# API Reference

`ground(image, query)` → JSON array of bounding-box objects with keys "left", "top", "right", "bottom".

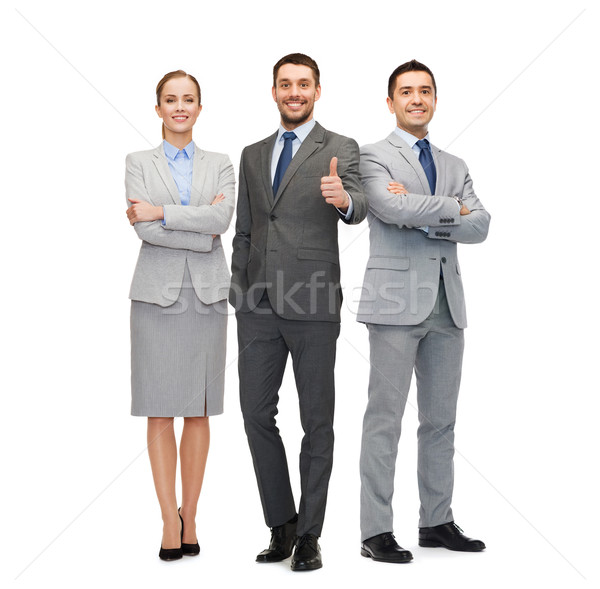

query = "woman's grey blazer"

[{"left": 126, "top": 143, "right": 235, "bottom": 307}]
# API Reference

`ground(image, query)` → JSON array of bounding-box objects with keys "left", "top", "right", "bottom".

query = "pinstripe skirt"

[{"left": 130, "top": 263, "right": 227, "bottom": 417}]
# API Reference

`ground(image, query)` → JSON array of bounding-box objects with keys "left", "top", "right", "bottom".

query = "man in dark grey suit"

[
  {"left": 357, "top": 60, "right": 490, "bottom": 563},
  {"left": 230, "top": 53, "right": 366, "bottom": 571}
]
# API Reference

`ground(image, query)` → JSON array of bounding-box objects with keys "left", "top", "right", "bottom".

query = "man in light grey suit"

[
  {"left": 230, "top": 53, "right": 366, "bottom": 571},
  {"left": 357, "top": 60, "right": 490, "bottom": 563}
]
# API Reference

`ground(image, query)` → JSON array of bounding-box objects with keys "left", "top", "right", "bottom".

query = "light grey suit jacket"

[
  {"left": 229, "top": 122, "right": 367, "bottom": 321},
  {"left": 126, "top": 143, "right": 235, "bottom": 307},
  {"left": 356, "top": 132, "right": 490, "bottom": 328}
]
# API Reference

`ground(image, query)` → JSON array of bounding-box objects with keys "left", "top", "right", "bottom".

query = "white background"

[{"left": 2, "top": 0, "right": 598, "bottom": 587}]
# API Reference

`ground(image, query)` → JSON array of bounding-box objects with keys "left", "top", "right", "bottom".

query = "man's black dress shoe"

[
  {"left": 256, "top": 515, "right": 298, "bottom": 563},
  {"left": 179, "top": 508, "right": 200, "bottom": 556},
  {"left": 291, "top": 534, "right": 322, "bottom": 571},
  {"left": 361, "top": 532, "right": 413, "bottom": 563},
  {"left": 419, "top": 521, "right": 485, "bottom": 552}
]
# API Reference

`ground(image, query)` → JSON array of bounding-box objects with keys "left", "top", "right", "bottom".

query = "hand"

[
  {"left": 460, "top": 204, "right": 471, "bottom": 215},
  {"left": 126, "top": 198, "right": 163, "bottom": 225},
  {"left": 387, "top": 181, "right": 407, "bottom": 195},
  {"left": 321, "top": 157, "right": 349, "bottom": 211}
]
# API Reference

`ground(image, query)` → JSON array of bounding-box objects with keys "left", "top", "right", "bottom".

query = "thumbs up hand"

[
  {"left": 329, "top": 156, "right": 338, "bottom": 177},
  {"left": 321, "top": 156, "right": 349, "bottom": 212}
]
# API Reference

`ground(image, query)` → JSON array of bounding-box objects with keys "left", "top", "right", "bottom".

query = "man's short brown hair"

[
  {"left": 273, "top": 53, "right": 320, "bottom": 87},
  {"left": 388, "top": 59, "right": 437, "bottom": 99}
]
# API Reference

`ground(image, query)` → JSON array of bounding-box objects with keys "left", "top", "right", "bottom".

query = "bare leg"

[
  {"left": 179, "top": 416, "right": 210, "bottom": 544},
  {"left": 147, "top": 417, "right": 181, "bottom": 549}
]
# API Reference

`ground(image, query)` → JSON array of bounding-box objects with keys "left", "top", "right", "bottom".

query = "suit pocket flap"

[
  {"left": 367, "top": 257, "right": 410, "bottom": 270},
  {"left": 297, "top": 247, "right": 339, "bottom": 264}
]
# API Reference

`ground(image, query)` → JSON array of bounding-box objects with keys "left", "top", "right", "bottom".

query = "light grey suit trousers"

[{"left": 360, "top": 281, "right": 463, "bottom": 538}]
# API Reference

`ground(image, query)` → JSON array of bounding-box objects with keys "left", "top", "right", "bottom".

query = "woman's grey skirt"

[{"left": 130, "top": 263, "right": 227, "bottom": 417}]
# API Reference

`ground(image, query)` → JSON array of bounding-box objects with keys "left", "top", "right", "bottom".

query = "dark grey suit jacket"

[{"left": 230, "top": 122, "right": 367, "bottom": 322}]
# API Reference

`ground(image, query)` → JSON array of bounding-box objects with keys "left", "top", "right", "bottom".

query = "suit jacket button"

[
  {"left": 450, "top": 218, "right": 455, "bottom": 223},
  {"left": 435, "top": 231, "right": 441, "bottom": 236},
  {"left": 270, "top": 214, "right": 277, "bottom": 221},
  {"left": 441, "top": 257, "right": 447, "bottom": 263}
]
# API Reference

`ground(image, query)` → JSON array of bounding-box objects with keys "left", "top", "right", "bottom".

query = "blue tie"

[
  {"left": 416, "top": 139, "right": 437, "bottom": 195},
  {"left": 273, "top": 131, "right": 297, "bottom": 195}
]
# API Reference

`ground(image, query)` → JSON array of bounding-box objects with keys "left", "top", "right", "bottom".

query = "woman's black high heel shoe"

[
  {"left": 179, "top": 508, "right": 200, "bottom": 556},
  {"left": 159, "top": 515, "right": 183, "bottom": 560},
  {"left": 159, "top": 545, "right": 183, "bottom": 561}
]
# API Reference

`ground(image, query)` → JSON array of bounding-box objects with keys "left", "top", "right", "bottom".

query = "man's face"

[
  {"left": 272, "top": 63, "right": 321, "bottom": 130},
  {"left": 387, "top": 70, "right": 437, "bottom": 138}
]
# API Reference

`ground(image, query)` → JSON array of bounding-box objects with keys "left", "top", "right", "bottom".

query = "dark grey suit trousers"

[{"left": 237, "top": 296, "right": 340, "bottom": 537}]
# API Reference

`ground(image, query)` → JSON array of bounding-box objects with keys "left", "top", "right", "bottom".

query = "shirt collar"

[
  {"left": 393, "top": 127, "right": 430, "bottom": 149},
  {"left": 163, "top": 139, "right": 195, "bottom": 161},
  {"left": 276, "top": 119, "right": 316, "bottom": 144}
]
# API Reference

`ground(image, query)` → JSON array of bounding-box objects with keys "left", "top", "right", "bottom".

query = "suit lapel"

[
  {"left": 152, "top": 145, "right": 181, "bottom": 205},
  {"left": 272, "top": 123, "right": 324, "bottom": 207},
  {"left": 190, "top": 143, "right": 209, "bottom": 205},
  {"left": 430, "top": 143, "right": 445, "bottom": 196},
  {"left": 260, "top": 132, "right": 277, "bottom": 206},
  {"left": 386, "top": 132, "right": 430, "bottom": 195}
]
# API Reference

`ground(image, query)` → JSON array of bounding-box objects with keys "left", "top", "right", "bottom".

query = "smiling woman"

[
  {"left": 155, "top": 71, "right": 203, "bottom": 140},
  {"left": 124, "top": 70, "right": 235, "bottom": 562}
]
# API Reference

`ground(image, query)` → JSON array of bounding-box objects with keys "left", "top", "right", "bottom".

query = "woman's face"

[{"left": 155, "top": 77, "right": 202, "bottom": 138}]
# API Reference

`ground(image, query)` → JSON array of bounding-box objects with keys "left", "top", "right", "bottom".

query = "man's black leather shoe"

[
  {"left": 361, "top": 532, "right": 413, "bottom": 563},
  {"left": 291, "top": 534, "right": 322, "bottom": 571},
  {"left": 419, "top": 521, "right": 485, "bottom": 552},
  {"left": 256, "top": 515, "right": 298, "bottom": 562}
]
